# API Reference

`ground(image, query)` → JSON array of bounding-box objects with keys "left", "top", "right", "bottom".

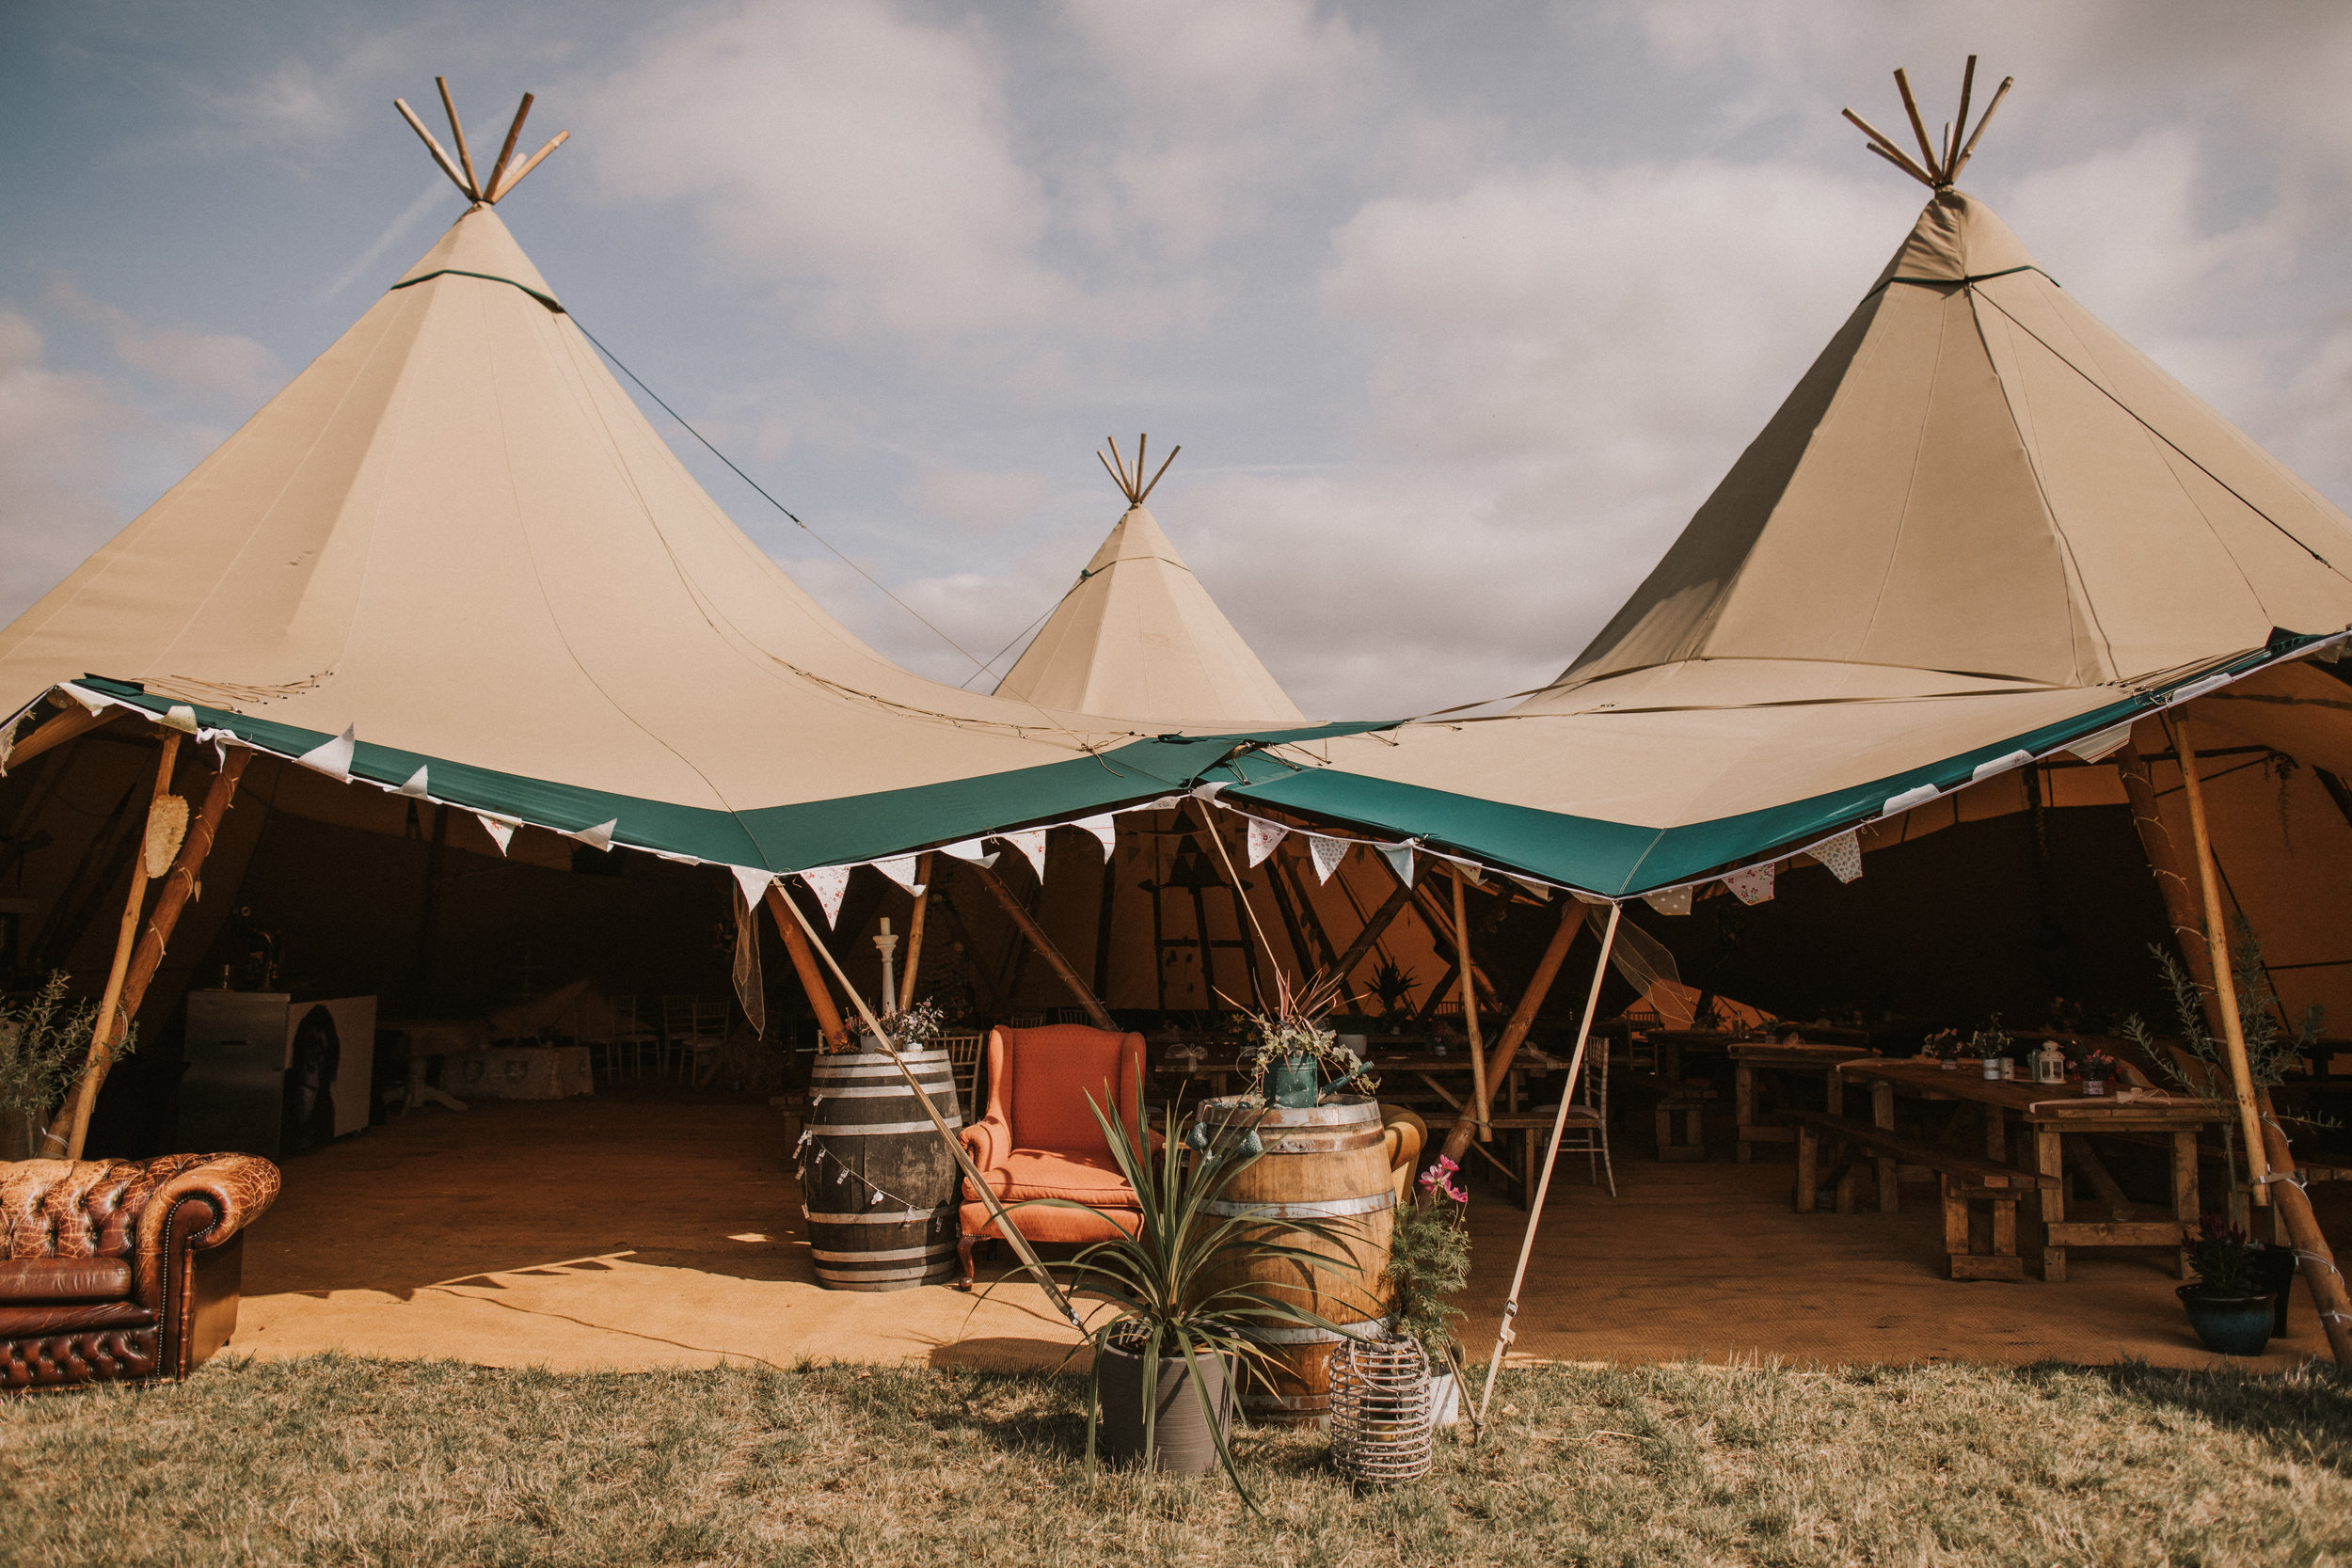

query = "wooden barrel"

[
  {"left": 802, "top": 1049, "right": 961, "bottom": 1291},
  {"left": 1192, "top": 1095, "right": 1395, "bottom": 1426}
]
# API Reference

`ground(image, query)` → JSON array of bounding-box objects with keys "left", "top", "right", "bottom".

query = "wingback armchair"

[
  {"left": 1, "top": 1153, "right": 279, "bottom": 1390},
  {"left": 957, "top": 1024, "right": 1147, "bottom": 1287}
]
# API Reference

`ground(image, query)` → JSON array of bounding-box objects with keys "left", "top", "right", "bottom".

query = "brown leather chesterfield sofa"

[{"left": 1, "top": 1153, "right": 279, "bottom": 1390}]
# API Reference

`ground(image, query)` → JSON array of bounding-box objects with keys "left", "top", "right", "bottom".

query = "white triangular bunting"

[
  {"left": 1722, "top": 863, "right": 1776, "bottom": 905},
  {"left": 873, "top": 855, "right": 923, "bottom": 895},
  {"left": 570, "top": 817, "right": 618, "bottom": 852},
  {"left": 940, "top": 838, "right": 999, "bottom": 867},
  {"left": 474, "top": 814, "right": 516, "bottom": 855},
  {"left": 1117, "top": 796, "right": 1184, "bottom": 815},
  {"left": 1509, "top": 877, "right": 1552, "bottom": 901},
  {"left": 729, "top": 863, "right": 775, "bottom": 910},
  {"left": 1378, "top": 841, "right": 1417, "bottom": 887},
  {"left": 2066, "top": 721, "right": 2136, "bottom": 763},
  {"left": 1001, "top": 828, "right": 1047, "bottom": 882},
  {"left": 1072, "top": 814, "right": 1117, "bottom": 859},
  {"left": 1308, "top": 834, "right": 1349, "bottom": 884},
  {"left": 801, "top": 865, "right": 851, "bottom": 927},
  {"left": 1643, "top": 885, "right": 1693, "bottom": 917},
  {"left": 395, "top": 765, "right": 430, "bottom": 799},
  {"left": 297, "top": 724, "right": 357, "bottom": 782},
  {"left": 1246, "top": 817, "right": 1288, "bottom": 867},
  {"left": 1805, "top": 831, "right": 1864, "bottom": 884}
]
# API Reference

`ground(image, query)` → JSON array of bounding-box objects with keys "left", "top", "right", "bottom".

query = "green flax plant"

[{"left": 1008, "top": 1089, "right": 1360, "bottom": 1509}]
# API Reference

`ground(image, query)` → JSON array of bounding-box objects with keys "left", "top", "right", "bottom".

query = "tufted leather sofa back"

[{"left": 1, "top": 1154, "right": 226, "bottom": 1260}]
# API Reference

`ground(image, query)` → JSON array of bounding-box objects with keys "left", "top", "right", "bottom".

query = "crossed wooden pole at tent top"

[
  {"left": 395, "top": 78, "right": 569, "bottom": 205},
  {"left": 1099, "top": 435, "right": 1179, "bottom": 509},
  {"left": 1842, "top": 55, "right": 2012, "bottom": 191}
]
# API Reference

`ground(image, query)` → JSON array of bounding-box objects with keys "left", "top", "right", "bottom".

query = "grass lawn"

[{"left": 4, "top": 1354, "right": 2348, "bottom": 1566}]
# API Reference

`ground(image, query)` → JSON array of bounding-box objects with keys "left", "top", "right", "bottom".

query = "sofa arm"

[
  {"left": 961, "top": 1117, "right": 1010, "bottom": 1191},
  {"left": 134, "top": 1155, "right": 279, "bottom": 1308}
]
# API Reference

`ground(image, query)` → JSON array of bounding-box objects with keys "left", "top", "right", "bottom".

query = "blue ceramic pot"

[{"left": 2178, "top": 1286, "right": 2274, "bottom": 1356}]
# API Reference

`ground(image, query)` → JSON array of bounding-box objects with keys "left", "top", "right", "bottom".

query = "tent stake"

[
  {"left": 2170, "top": 714, "right": 2270, "bottom": 1201},
  {"left": 961, "top": 857, "right": 1116, "bottom": 1031},
  {"left": 1474, "top": 902, "right": 1620, "bottom": 1434},
  {"left": 49, "top": 728, "right": 181, "bottom": 1158},
  {"left": 773, "top": 877, "right": 1082, "bottom": 1329},
  {"left": 1440, "top": 901, "right": 1590, "bottom": 1166}
]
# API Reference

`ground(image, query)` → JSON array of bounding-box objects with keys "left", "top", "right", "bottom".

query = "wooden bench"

[{"left": 1786, "top": 1111, "right": 2058, "bottom": 1281}]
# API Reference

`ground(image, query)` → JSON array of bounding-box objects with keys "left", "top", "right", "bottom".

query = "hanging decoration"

[
  {"left": 1246, "top": 816, "right": 1288, "bottom": 867},
  {"left": 1309, "top": 833, "right": 1349, "bottom": 884},
  {"left": 1722, "top": 862, "right": 1777, "bottom": 905},
  {"left": 732, "top": 877, "right": 766, "bottom": 1039},
  {"left": 795, "top": 1129, "right": 951, "bottom": 1220},
  {"left": 1072, "top": 813, "right": 1118, "bottom": 858},
  {"left": 296, "top": 724, "right": 357, "bottom": 781},
  {"left": 1000, "top": 828, "right": 1048, "bottom": 882},
  {"left": 939, "top": 838, "right": 998, "bottom": 867},
  {"left": 801, "top": 864, "right": 851, "bottom": 927},
  {"left": 1805, "top": 830, "right": 1864, "bottom": 884},
  {"left": 396, "top": 765, "right": 431, "bottom": 799},
  {"left": 474, "top": 813, "right": 516, "bottom": 855},
  {"left": 1378, "top": 841, "right": 1418, "bottom": 887},
  {"left": 873, "top": 855, "right": 924, "bottom": 895},
  {"left": 570, "top": 817, "right": 618, "bottom": 852},
  {"left": 1643, "top": 885, "right": 1693, "bottom": 917}
]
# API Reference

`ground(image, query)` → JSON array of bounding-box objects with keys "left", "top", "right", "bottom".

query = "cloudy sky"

[{"left": 7, "top": 2, "right": 2351, "bottom": 718}]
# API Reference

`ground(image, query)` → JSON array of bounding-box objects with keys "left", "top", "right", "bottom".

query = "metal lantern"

[{"left": 1329, "top": 1334, "right": 1435, "bottom": 1484}]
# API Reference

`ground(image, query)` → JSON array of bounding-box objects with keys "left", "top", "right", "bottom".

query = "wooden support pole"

[
  {"left": 434, "top": 77, "right": 481, "bottom": 198},
  {"left": 1454, "top": 866, "right": 1490, "bottom": 1142},
  {"left": 1326, "top": 880, "right": 1416, "bottom": 990},
  {"left": 3, "top": 703, "right": 115, "bottom": 773},
  {"left": 898, "top": 852, "right": 933, "bottom": 1014},
  {"left": 1439, "top": 900, "right": 1591, "bottom": 1166},
  {"left": 766, "top": 883, "right": 850, "bottom": 1046},
  {"left": 2172, "top": 714, "right": 2270, "bottom": 1202},
  {"left": 2253, "top": 1088, "right": 2352, "bottom": 1365},
  {"left": 961, "top": 858, "right": 1116, "bottom": 1031},
  {"left": 2116, "top": 734, "right": 2219, "bottom": 1002},
  {"left": 1411, "top": 878, "right": 1503, "bottom": 1014},
  {"left": 49, "top": 729, "right": 182, "bottom": 1159},
  {"left": 483, "top": 93, "right": 533, "bottom": 205}
]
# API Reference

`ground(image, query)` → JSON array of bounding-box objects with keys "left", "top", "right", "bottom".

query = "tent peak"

[
  {"left": 1099, "top": 434, "right": 1180, "bottom": 507},
  {"left": 1841, "top": 56, "right": 2011, "bottom": 191},
  {"left": 394, "top": 78, "right": 568, "bottom": 206}
]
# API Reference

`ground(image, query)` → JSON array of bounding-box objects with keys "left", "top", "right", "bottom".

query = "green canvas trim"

[{"left": 388, "top": 269, "right": 564, "bottom": 313}]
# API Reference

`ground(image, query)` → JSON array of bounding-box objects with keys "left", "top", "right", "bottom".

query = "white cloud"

[
  {"left": 44, "top": 282, "right": 283, "bottom": 411},
  {"left": 579, "top": 0, "right": 1070, "bottom": 341},
  {"left": 0, "top": 311, "right": 136, "bottom": 621}
]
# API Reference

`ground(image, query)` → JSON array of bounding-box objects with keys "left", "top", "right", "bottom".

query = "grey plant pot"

[{"left": 1096, "top": 1341, "right": 1235, "bottom": 1475}]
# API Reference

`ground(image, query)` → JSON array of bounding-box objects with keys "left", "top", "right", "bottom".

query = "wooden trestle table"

[
  {"left": 1728, "top": 1040, "right": 1878, "bottom": 1163},
  {"left": 1835, "top": 1057, "right": 2231, "bottom": 1281}
]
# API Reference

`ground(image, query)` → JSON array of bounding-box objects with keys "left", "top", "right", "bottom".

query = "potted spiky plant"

[
  {"left": 1230, "top": 971, "right": 1376, "bottom": 1109},
  {"left": 1014, "top": 1091, "right": 1355, "bottom": 1499},
  {"left": 1366, "top": 959, "right": 1417, "bottom": 1035}
]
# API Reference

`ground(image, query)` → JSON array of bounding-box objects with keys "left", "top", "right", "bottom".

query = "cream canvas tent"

[
  {"left": 0, "top": 129, "right": 1364, "bottom": 884},
  {"left": 1203, "top": 113, "right": 2352, "bottom": 940}
]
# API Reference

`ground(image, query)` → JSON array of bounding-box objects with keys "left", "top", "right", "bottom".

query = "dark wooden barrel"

[
  {"left": 803, "top": 1048, "right": 961, "bottom": 1291},
  {"left": 1192, "top": 1095, "right": 1395, "bottom": 1426}
]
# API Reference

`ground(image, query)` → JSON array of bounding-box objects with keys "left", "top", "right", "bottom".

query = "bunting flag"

[
  {"left": 1117, "top": 796, "right": 1184, "bottom": 816},
  {"left": 1643, "top": 884, "right": 1693, "bottom": 917},
  {"left": 731, "top": 875, "right": 766, "bottom": 1040},
  {"left": 296, "top": 724, "right": 357, "bottom": 781},
  {"left": 1072, "top": 814, "right": 1118, "bottom": 859},
  {"left": 729, "top": 864, "right": 775, "bottom": 909},
  {"left": 395, "top": 764, "right": 431, "bottom": 799},
  {"left": 1246, "top": 817, "right": 1288, "bottom": 867},
  {"left": 939, "top": 838, "right": 999, "bottom": 867},
  {"left": 1001, "top": 828, "right": 1048, "bottom": 881},
  {"left": 801, "top": 864, "right": 851, "bottom": 927},
  {"left": 1805, "top": 830, "right": 1864, "bottom": 884},
  {"left": 1511, "top": 877, "right": 1553, "bottom": 901},
  {"left": 1378, "top": 841, "right": 1417, "bottom": 887},
  {"left": 570, "top": 817, "right": 618, "bottom": 852},
  {"left": 474, "top": 813, "right": 516, "bottom": 855},
  {"left": 1308, "top": 833, "right": 1349, "bottom": 885},
  {"left": 1722, "top": 862, "right": 1777, "bottom": 905},
  {"left": 873, "top": 855, "right": 924, "bottom": 895}
]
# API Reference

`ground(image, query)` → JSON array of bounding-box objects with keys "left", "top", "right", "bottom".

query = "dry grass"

[{"left": 4, "top": 1353, "right": 2349, "bottom": 1565}]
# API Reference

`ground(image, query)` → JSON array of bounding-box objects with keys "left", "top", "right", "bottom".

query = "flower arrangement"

[
  {"left": 1230, "top": 971, "right": 1377, "bottom": 1106},
  {"left": 1384, "top": 1156, "right": 1471, "bottom": 1363},
  {"left": 823, "top": 995, "right": 946, "bottom": 1054},
  {"left": 2182, "top": 1212, "right": 2269, "bottom": 1295},
  {"left": 1921, "top": 1029, "right": 1962, "bottom": 1062},
  {"left": 2079, "top": 1047, "right": 2117, "bottom": 1079},
  {"left": 1967, "top": 1014, "right": 2008, "bottom": 1060}
]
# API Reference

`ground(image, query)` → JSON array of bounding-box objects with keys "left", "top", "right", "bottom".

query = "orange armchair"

[{"left": 957, "top": 1024, "right": 1147, "bottom": 1287}]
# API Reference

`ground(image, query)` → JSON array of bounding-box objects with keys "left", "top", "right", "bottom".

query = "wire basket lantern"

[{"left": 1328, "top": 1334, "right": 1434, "bottom": 1483}]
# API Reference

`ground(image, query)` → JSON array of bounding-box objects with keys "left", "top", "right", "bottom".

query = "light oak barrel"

[
  {"left": 1192, "top": 1095, "right": 1394, "bottom": 1426},
  {"left": 803, "top": 1049, "right": 961, "bottom": 1291}
]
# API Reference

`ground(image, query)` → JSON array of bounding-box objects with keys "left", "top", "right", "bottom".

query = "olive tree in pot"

[
  {"left": 1011, "top": 1090, "right": 1352, "bottom": 1500},
  {"left": 1384, "top": 1153, "right": 1472, "bottom": 1427},
  {"left": 0, "top": 974, "right": 134, "bottom": 1161}
]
